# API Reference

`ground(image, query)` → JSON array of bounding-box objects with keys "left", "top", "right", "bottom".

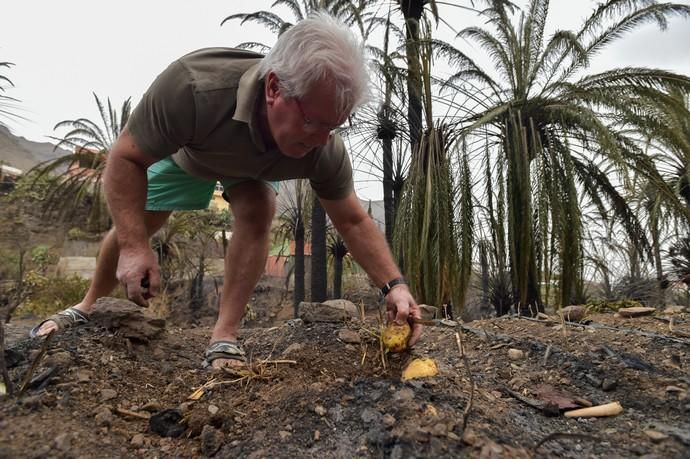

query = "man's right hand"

[{"left": 116, "top": 247, "right": 161, "bottom": 307}]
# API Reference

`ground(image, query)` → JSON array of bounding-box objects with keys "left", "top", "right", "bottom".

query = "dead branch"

[
  {"left": 535, "top": 432, "right": 601, "bottom": 450},
  {"left": 18, "top": 330, "right": 55, "bottom": 397},
  {"left": 455, "top": 332, "right": 474, "bottom": 433}
]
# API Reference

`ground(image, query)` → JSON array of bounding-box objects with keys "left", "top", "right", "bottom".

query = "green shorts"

[{"left": 146, "top": 157, "right": 279, "bottom": 211}]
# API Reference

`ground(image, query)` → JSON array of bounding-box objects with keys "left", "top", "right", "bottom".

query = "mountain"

[{"left": 0, "top": 124, "right": 70, "bottom": 172}]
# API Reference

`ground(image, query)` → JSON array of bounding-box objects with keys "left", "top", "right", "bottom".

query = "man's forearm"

[
  {"left": 338, "top": 216, "right": 401, "bottom": 288},
  {"left": 103, "top": 153, "right": 150, "bottom": 250}
]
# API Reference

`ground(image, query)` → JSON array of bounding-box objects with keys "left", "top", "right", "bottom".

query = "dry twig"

[
  {"left": 18, "top": 331, "right": 55, "bottom": 397},
  {"left": 115, "top": 407, "right": 150, "bottom": 420},
  {"left": 455, "top": 332, "right": 474, "bottom": 433},
  {"left": 535, "top": 432, "right": 601, "bottom": 450}
]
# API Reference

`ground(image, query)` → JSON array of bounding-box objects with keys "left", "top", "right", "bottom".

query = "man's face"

[{"left": 264, "top": 72, "right": 348, "bottom": 158}]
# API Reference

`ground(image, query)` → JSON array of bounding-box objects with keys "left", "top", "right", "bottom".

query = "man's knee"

[{"left": 228, "top": 182, "right": 275, "bottom": 232}]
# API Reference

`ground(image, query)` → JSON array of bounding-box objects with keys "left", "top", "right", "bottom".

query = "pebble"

[
  {"left": 101, "top": 389, "right": 118, "bottom": 402},
  {"left": 382, "top": 414, "right": 396, "bottom": 427},
  {"left": 200, "top": 425, "right": 223, "bottom": 456},
  {"left": 278, "top": 430, "right": 291, "bottom": 440},
  {"left": 393, "top": 388, "right": 415, "bottom": 402},
  {"left": 337, "top": 329, "right": 361, "bottom": 344},
  {"left": 508, "top": 348, "right": 525, "bottom": 360},
  {"left": 208, "top": 404, "right": 219, "bottom": 415},
  {"left": 54, "top": 433, "right": 72, "bottom": 451},
  {"left": 131, "top": 433, "right": 146, "bottom": 446},
  {"left": 95, "top": 409, "right": 113, "bottom": 427},
  {"left": 360, "top": 407, "right": 381, "bottom": 423},
  {"left": 75, "top": 369, "right": 93, "bottom": 383},
  {"left": 602, "top": 378, "right": 618, "bottom": 391},
  {"left": 644, "top": 430, "right": 669, "bottom": 443},
  {"left": 314, "top": 405, "right": 327, "bottom": 416},
  {"left": 314, "top": 430, "right": 320, "bottom": 441}
]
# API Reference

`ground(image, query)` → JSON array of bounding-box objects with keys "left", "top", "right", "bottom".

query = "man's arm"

[
  {"left": 319, "top": 191, "right": 422, "bottom": 345},
  {"left": 103, "top": 127, "right": 161, "bottom": 305}
]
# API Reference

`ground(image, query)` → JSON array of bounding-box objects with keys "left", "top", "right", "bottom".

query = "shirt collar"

[{"left": 233, "top": 63, "right": 272, "bottom": 153}]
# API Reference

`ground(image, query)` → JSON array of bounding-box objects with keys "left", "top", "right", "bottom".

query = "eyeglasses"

[{"left": 293, "top": 97, "right": 343, "bottom": 136}]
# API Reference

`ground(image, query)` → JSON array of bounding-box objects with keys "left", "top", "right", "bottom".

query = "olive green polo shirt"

[{"left": 127, "top": 47, "right": 354, "bottom": 200}]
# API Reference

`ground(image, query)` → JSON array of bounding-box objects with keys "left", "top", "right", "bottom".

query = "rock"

[
  {"left": 200, "top": 425, "right": 223, "bottom": 456},
  {"left": 19, "top": 395, "right": 42, "bottom": 410},
  {"left": 314, "top": 405, "right": 327, "bottom": 416},
  {"left": 602, "top": 378, "right": 618, "bottom": 392},
  {"left": 618, "top": 307, "right": 656, "bottom": 318},
  {"left": 644, "top": 430, "right": 669, "bottom": 443},
  {"left": 54, "top": 433, "right": 72, "bottom": 452},
  {"left": 508, "top": 348, "right": 525, "bottom": 360},
  {"left": 664, "top": 305, "right": 687, "bottom": 314},
  {"left": 322, "top": 299, "right": 359, "bottom": 316},
  {"left": 360, "top": 407, "right": 381, "bottom": 423},
  {"left": 298, "top": 301, "right": 356, "bottom": 323},
  {"left": 45, "top": 351, "right": 71, "bottom": 368},
  {"left": 208, "top": 404, "right": 219, "bottom": 415},
  {"left": 90, "top": 298, "right": 166, "bottom": 343},
  {"left": 75, "top": 369, "right": 93, "bottom": 383},
  {"left": 462, "top": 429, "right": 479, "bottom": 445},
  {"left": 282, "top": 343, "right": 305, "bottom": 356},
  {"left": 559, "top": 305, "right": 587, "bottom": 322},
  {"left": 337, "top": 329, "right": 361, "bottom": 344},
  {"left": 149, "top": 409, "right": 185, "bottom": 438},
  {"left": 419, "top": 304, "right": 438, "bottom": 320},
  {"left": 141, "top": 400, "right": 162, "bottom": 412},
  {"left": 382, "top": 414, "right": 396, "bottom": 427},
  {"left": 101, "top": 389, "right": 118, "bottom": 402},
  {"left": 278, "top": 430, "right": 291, "bottom": 441},
  {"left": 314, "top": 430, "right": 320, "bottom": 441},
  {"left": 95, "top": 408, "right": 113, "bottom": 427},
  {"left": 131, "top": 433, "right": 146, "bottom": 446},
  {"left": 393, "top": 388, "right": 415, "bottom": 402}
]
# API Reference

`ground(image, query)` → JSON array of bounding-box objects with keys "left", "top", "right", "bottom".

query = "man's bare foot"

[
  {"left": 30, "top": 305, "right": 91, "bottom": 338},
  {"left": 205, "top": 340, "right": 246, "bottom": 370}
]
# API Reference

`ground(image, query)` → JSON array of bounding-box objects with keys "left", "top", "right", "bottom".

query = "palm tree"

[
  {"left": 32, "top": 93, "right": 131, "bottom": 228},
  {"left": 439, "top": 0, "right": 690, "bottom": 314},
  {"left": 0, "top": 61, "right": 21, "bottom": 126},
  {"left": 274, "top": 179, "right": 311, "bottom": 315},
  {"left": 327, "top": 230, "right": 349, "bottom": 298}
]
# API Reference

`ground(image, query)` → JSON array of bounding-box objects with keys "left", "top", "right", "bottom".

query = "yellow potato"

[
  {"left": 382, "top": 322, "right": 411, "bottom": 353},
  {"left": 402, "top": 358, "right": 439, "bottom": 381}
]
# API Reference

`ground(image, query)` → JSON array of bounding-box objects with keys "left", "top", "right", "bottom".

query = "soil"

[{"left": 1, "top": 290, "right": 689, "bottom": 458}]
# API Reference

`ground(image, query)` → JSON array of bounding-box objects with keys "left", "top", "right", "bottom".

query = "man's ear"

[{"left": 265, "top": 72, "right": 280, "bottom": 106}]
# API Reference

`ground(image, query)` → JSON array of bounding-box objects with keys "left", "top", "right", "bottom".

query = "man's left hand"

[{"left": 385, "top": 285, "right": 423, "bottom": 347}]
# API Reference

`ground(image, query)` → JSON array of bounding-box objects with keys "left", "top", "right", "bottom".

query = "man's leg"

[
  {"left": 210, "top": 181, "right": 275, "bottom": 368},
  {"left": 33, "top": 210, "right": 171, "bottom": 336}
]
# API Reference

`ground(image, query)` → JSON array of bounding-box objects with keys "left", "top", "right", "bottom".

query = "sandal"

[
  {"left": 29, "top": 307, "right": 90, "bottom": 338},
  {"left": 202, "top": 340, "right": 246, "bottom": 369}
]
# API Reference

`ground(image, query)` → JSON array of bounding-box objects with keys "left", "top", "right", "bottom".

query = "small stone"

[
  {"left": 141, "top": 400, "right": 162, "bottom": 412},
  {"left": 447, "top": 431, "right": 461, "bottom": 441},
  {"left": 200, "top": 425, "right": 223, "bottom": 456},
  {"left": 54, "top": 433, "right": 72, "bottom": 451},
  {"left": 282, "top": 343, "right": 305, "bottom": 356},
  {"left": 101, "top": 389, "right": 118, "bottom": 402},
  {"left": 360, "top": 407, "right": 381, "bottom": 423},
  {"left": 314, "top": 430, "right": 320, "bottom": 441},
  {"left": 208, "top": 404, "right": 219, "bottom": 415},
  {"left": 462, "top": 429, "right": 479, "bottom": 445},
  {"left": 95, "top": 409, "right": 113, "bottom": 427},
  {"left": 602, "top": 379, "right": 618, "bottom": 391},
  {"left": 337, "top": 329, "right": 361, "bottom": 344},
  {"left": 382, "top": 414, "right": 396, "bottom": 427},
  {"left": 393, "top": 388, "right": 415, "bottom": 402},
  {"left": 508, "top": 349, "right": 524, "bottom": 360},
  {"left": 131, "top": 434, "right": 145, "bottom": 446},
  {"left": 314, "top": 405, "right": 327, "bottom": 416},
  {"left": 644, "top": 430, "right": 669, "bottom": 443},
  {"left": 178, "top": 401, "right": 195, "bottom": 415},
  {"left": 75, "top": 370, "right": 93, "bottom": 383},
  {"left": 278, "top": 430, "right": 291, "bottom": 441},
  {"left": 431, "top": 423, "right": 447, "bottom": 436}
]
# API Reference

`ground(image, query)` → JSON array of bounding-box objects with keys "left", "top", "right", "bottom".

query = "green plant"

[{"left": 18, "top": 272, "right": 89, "bottom": 317}]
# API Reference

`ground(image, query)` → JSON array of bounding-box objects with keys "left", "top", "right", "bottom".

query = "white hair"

[{"left": 258, "top": 11, "right": 370, "bottom": 115}]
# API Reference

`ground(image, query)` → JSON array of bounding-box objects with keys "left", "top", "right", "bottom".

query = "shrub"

[{"left": 18, "top": 271, "right": 89, "bottom": 317}]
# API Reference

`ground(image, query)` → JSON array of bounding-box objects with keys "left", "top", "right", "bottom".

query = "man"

[{"left": 31, "top": 12, "right": 422, "bottom": 369}]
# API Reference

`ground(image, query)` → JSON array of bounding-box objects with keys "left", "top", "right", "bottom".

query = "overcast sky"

[{"left": 2, "top": 0, "right": 689, "bottom": 198}]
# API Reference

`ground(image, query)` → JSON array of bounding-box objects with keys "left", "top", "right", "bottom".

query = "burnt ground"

[{"left": 1, "top": 293, "right": 689, "bottom": 458}]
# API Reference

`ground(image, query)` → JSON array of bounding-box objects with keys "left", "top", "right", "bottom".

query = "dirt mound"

[{"left": 1, "top": 302, "right": 689, "bottom": 458}]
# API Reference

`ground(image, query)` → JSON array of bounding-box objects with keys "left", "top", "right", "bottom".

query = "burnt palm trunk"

[
  {"left": 293, "top": 218, "right": 305, "bottom": 316},
  {"left": 311, "top": 196, "right": 327, "bottom": 302}
]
